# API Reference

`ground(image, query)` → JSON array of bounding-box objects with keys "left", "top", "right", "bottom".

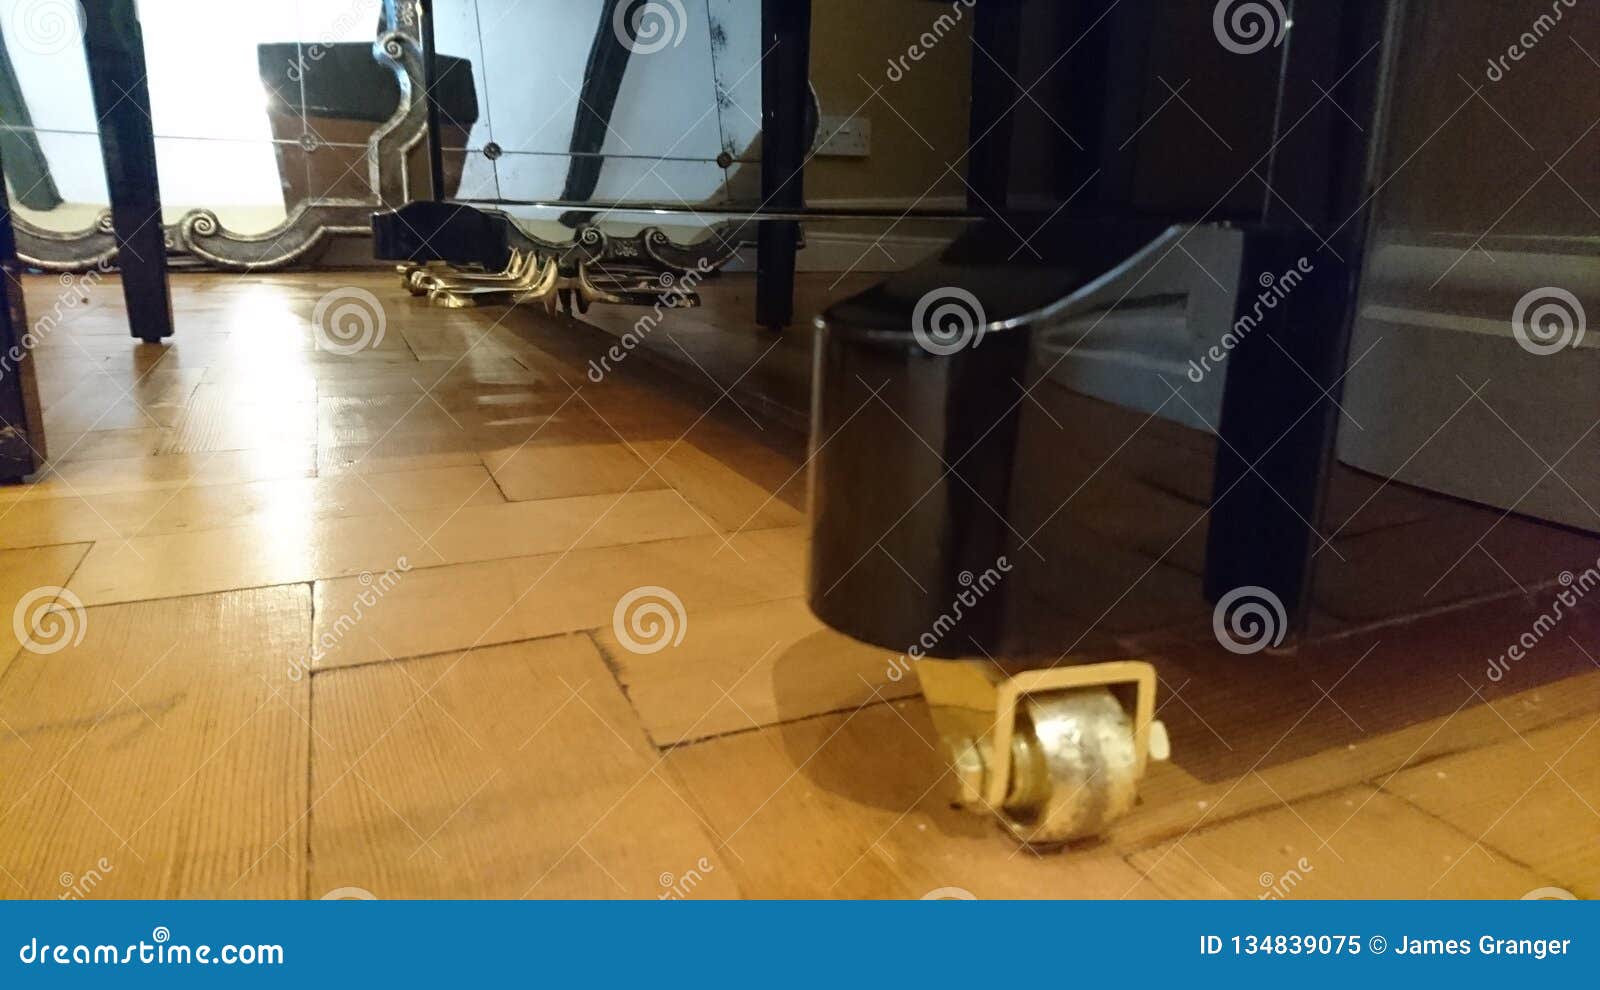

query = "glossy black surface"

[
  {"left": 808, "top": 277, "right": 1032, "bottom": 656},
  {"left": 805, "top": 0, "right": 1398, "bottom": 658},
  {"left": 823, "top": 218, "right": 1172, "bottom": 333},
  {"left": 371, "top": 200, "right": 512, "bottom": 269},
  {"left": 256, "top": 45, "right": 477, "bottom": 125}
]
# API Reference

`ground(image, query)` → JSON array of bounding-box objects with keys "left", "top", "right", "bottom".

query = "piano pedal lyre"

[
  {"left": 428, "top": 258, "right": 706, "bottom": 316},
  {"left": 427, "top": 253, "right": 558, "bottom": 309},
  {"left": 404, "top": 249, "right": 537, "bottom": 297}
]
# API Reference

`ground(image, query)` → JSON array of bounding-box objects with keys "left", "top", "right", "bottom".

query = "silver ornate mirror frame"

[
  {"left": 12, "top": 0, "right": 748, "bottom": 277},
  {"left": 14, "top": 0, "right": 428, "bottom": 272}
]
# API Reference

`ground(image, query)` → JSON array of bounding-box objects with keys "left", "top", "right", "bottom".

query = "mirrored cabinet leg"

[{"left": 0, "top": 156, "right": 46, "bottom": 481}]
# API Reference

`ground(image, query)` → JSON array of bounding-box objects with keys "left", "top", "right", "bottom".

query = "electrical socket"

[{"left": 813, "top": 115, "right": 871, "bottom": 158}]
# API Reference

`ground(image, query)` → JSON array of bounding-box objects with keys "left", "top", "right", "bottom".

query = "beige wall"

[{"left": 806, "top": 0, "right": 972, "bottom": 204}]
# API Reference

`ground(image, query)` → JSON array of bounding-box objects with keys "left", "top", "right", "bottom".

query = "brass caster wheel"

[{"left": 916, "top": 658, "right": 1170, "bottom": 846}]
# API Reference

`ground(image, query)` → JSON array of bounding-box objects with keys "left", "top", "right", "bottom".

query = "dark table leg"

[
  {"left": 82, "top": 0, "right": 172, "bottom": 343},
  {"left": 756, "top": 0, "right": 811, "bottom": 330}
]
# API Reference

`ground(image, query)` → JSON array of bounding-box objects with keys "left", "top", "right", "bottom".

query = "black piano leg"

[
  {"left": 756, "top": 0, "right": 811, "bottom": 330},
  {"left": 82, "top": 0, "right": 172, "bottom": 344}
]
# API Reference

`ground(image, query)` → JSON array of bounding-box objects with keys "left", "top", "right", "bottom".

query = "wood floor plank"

[
  {"left": 66, "top": 489, "right": 719, "bottom": 607},
  {"left": 44, "top": 427, "right": 167, "bottom": 464},
  {"left": 1106, "top": 670, "right": 1600, "bottom": 852},
  {"left": 1384, "top": 714, "right": 1600, "bottom": 897},
  {"left": 311, "top": 528, "right": 806, "bottom": 670},
  {"left": 633, "top": 440, "right": 805, "bottom": 532},
  {"left": 298, "top": 359, "right": 550, "bottom": 398},
  {"left": 680, "top": 419, "right": 808, "bottom": 513},
  {"left": 0, "top": 464, "right": 503, "bottom": 550},
  {"left": 158, "top": 384, "right": 318, "bottom": 455},
  {"left": 8, "top": 267, "right": 1595, "bottom": 902},
  {"left": 42, "top": 367, "right": 203, "bottom": 433},
  {"left": 0, "top": 543, "right": 92, "bottom": 678},
  {"left": 319, "top": 390, "right": 633, "bottom": 446},
  {"left": 667, "top": 700, "right": 1158, "bottom": 899},
  {"left": 595, "top": 597, "right": 917, "bottom": 746},
  {"left": 0, "top": 587, "right": 310, "bottom": 898},
  {"left": 1316, "top": 511, "right": 1600, "bottom": 621},
  {"left": 308, "top": 635, "right": 738, "bottom": 899},
  {"left": 318, "top": 436, "right": 491, "bottom": 477},
  {"left": 1121, "top": 592, "right": 1600, "bottom": 785},
  {"left": 4, "top": 448, "right": 317, "bottom": 503},
  {"left": 1127, "top": 785, "right": 1551, "bottom": 899},
  {"left": 483, "top": 442, "right": 668, "bottom": 501}
]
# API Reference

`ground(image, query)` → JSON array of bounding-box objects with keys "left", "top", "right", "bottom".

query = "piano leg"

[{"left": 806, "top": 237, "right": 1177, "bottom": 844}]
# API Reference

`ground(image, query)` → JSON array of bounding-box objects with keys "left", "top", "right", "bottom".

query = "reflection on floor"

[{"left": 0, "top": 270, "right": 1593, "bottom": 900}]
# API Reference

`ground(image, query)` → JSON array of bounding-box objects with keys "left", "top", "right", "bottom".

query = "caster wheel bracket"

[{"left": 914, "top": 657, "right": 1170, "bottom": 844}]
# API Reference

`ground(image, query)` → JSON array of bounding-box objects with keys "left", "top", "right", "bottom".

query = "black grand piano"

[{"left": 368, "top": 0, "right": 1402, "bottom": 841}]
